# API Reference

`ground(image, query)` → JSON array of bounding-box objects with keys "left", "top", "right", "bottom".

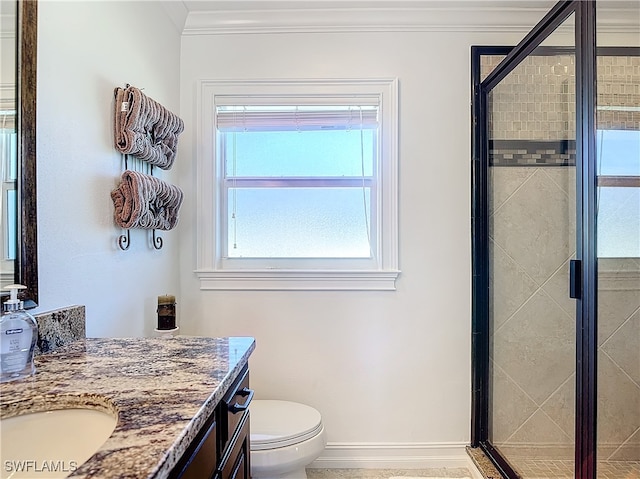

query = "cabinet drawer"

[{"left": 221, "top": 367, "right": 253, "bottom": 455}]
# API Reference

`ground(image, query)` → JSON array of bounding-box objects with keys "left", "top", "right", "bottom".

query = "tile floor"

[
  {"left": 308, "top": 460, "right": 640, "bottom": 479},
  {"left": 307, "top": 468, "right": 475, "bottom": 478},
  {"left": 467, "top": 445, "right": 640, "bottom": 479},
  {"left": 514, "top": 459, "right": 640, "bottom": 479}
]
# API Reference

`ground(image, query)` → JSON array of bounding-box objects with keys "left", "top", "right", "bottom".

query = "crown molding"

[
  {"left": 182, "top": 2, "right": 640, "bottom": 35},
  {"left": 183, "top": 5, "right": 551, "bottom": 35}
]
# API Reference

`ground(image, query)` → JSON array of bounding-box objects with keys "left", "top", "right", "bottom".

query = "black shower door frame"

[{"left": 470, "top": 1, "right": 598, "bottom": 478}]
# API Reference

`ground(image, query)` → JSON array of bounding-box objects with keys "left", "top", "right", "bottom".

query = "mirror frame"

[{"left": 12, "top": 0, "right": 38, "bottom": 308}]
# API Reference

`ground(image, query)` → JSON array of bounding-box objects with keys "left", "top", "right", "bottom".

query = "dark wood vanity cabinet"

[{"left": 170, "top": 366, "right": 252, "bottom": 479}]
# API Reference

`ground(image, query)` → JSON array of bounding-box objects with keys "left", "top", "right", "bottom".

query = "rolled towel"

[
  {"left": 114, "top": 86, "right": 184, "bottom": 170},
  {"left": 111, "top": 170, "right": 184, "bottom": 231}
]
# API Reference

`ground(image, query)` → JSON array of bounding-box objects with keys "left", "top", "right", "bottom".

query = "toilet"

[{"left": 250, "top": 400, "right": 326, "bottom": 479}]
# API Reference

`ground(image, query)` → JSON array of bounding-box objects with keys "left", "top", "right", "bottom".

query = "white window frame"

[{"left": 195, "top": 78, "right": 399, "bottom": 291}]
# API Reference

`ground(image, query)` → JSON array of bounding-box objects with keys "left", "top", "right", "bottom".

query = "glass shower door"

[
  {"left": 486, "top": 13, "right": 578, "bottom": 479},
  {"left": 594, "top": 46, "right": 640, "bottom": 478}
]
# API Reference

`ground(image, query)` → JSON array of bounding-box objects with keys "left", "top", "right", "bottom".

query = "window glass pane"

[
  {"left": 597, "top": 129, "right": 640, "bottom": 176},
  {"left": 6, "top": 189, "right": 16, "bottom": 260},
  {"left": 1, "top": 130, "right": 17, "bottom": 181},
  {"left": 596, "top": 129, "right": 640, "bottom": 258},
  {"left": 223, "top": 130, "right": 375, "bottom": 177},
  {"left": 597, "top": 187, "right": 640, "bottom": 258},
  {"left": 227, "top": 187, "right": 371, "bottom": 258}
]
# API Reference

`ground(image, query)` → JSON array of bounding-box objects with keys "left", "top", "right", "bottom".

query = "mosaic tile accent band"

[{"left": 489, "top": 140, "right": 576, "bottom": 167}]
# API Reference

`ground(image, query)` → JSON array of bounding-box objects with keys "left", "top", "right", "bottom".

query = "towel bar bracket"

[
  {"left": 117, "top": 154, "right": 164, "bottom": 251},
  {"left": 151, "top": 230, "right": 163, "bottom": 250},
  {"left": 118, "top": 230, "right": 131, "bottom": 251}
]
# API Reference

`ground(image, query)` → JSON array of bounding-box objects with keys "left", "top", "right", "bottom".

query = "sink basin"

[{"left": 1, "top": 407, "right": 117, "bottom": 478}]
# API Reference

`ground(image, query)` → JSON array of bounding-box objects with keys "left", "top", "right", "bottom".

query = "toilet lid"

[{"left": 250, "top": 400, "right": 323, "bottom": 450}]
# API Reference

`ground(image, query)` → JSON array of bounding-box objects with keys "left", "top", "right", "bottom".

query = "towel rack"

[{"left": 112, "top": 82, "right": 185, "bottom": 252}]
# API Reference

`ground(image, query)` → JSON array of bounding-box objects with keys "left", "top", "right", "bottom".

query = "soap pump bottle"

[{"left": 0, "top": 284, "right": 37, "bottom": 383}]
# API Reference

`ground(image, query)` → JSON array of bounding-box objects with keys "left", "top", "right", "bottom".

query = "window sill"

[
  {"left": 598, "top": 257, "right": 640, "bottom": 291},
  {"left": 195, "top": 269, "right": 400, "bottom": 291}
]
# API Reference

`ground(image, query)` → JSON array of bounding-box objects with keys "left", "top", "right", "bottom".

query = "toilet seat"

[{"left": 250, "top": 400, "right": 324, "bottom": 451}]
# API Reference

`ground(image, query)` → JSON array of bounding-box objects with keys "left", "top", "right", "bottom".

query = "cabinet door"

[
  {"left": 220, "top": 412, "right": 250, "bottom": 479},
  {"left": 170, "top": 417, "right": 218, "bottom": 479},
  {"left": 223, "top": 368, "right": 252, "bottom": 454}
]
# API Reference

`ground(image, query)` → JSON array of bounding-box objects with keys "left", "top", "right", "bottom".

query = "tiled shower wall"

[
  {"left": 482, "top": 53, "right": 640, "bottom": 468},
  {"left": 482, "top": 54, "right": 640, "bottom": 139}
]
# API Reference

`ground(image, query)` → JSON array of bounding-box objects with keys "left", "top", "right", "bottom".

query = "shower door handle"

[{"left": 569, "top": 259, "right": 582, "bottom": 299}]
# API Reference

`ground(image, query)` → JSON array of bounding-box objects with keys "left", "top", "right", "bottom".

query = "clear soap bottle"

[{"left": 0, "top": 284, "right": 37, "bottom": 383}]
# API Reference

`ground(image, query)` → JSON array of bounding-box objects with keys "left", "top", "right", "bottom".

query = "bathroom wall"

[
  {"left": 176, "top": 7, "right": 638, "bottom": 467},
  {"left": 34, "top": 1, "right": 182, "bottom": 337},
  {"left": 176, "top": 11, "right": 549, "bottom": 467}
]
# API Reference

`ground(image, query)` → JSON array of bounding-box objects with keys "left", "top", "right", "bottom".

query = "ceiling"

[{"left": 180, "top": 0, "right": 558, "bottom": 12}]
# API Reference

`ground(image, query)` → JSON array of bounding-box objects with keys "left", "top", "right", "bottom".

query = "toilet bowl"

[{"left": 250, "top": 400, "right": 326, "bottom": 479}]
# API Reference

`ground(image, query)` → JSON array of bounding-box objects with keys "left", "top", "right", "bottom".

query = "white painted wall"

[
  {"left": 177, "top": 27, "right": 528, "bottom": 464},
  {"left": 34, "top": 1, "right": 182, "bottom": 338}
]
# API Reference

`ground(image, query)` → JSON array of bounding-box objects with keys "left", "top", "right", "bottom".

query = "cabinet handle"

[{"left": 229, "top": 387, "right": 254, "bottom": 414}]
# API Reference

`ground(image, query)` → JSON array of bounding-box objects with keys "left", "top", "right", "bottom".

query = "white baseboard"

[{"left": 309, "top": 442, "right": 483, "bottom": 479}]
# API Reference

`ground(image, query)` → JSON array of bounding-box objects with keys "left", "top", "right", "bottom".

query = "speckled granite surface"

[
  {"left": 465, "top": 447, "right": 503, "bottom": 479},
  {"left": 33, "top": 305, "right": 86, "bottom": 355},
  {"left": 0, "top": 336, "right": 255, "bottom": 479}
]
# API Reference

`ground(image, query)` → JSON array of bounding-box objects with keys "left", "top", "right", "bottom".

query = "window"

[
  {"left": 596, "top": 129, "right": 640, "bottom": 258},
  {"left": 196, "top": 79, "right": 399, "bottom": 290},
  {"left": 0, "top": 112, "right": 17, "bottom": 285}
]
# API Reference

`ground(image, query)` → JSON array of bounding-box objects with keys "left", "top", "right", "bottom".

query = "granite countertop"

[{"left": 0, "top": 336, "right": 256, "bottom": 479}]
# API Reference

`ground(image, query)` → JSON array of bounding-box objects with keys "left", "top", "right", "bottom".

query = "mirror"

[{"left": 0, "top": 0, "right": 37, "bottom": 308}]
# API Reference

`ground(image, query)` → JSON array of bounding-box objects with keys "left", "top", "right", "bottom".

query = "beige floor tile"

[{"left": 307, "top": 468, "right": 474, "bottom": 479}]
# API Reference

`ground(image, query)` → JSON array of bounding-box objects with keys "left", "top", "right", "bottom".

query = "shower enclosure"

[{"left": 471, "top": 1, "right": 639, "bottom": 478}]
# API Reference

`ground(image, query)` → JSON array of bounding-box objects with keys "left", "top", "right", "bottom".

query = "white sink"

[{"left": 0, "top": 408, "right": 117, "bottom": 478}]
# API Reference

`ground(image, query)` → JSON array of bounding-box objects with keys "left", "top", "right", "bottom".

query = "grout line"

[
  {"left": 599, "top": 303, "right": 640, "bottom": 351},
  {"left": 606, "top": 424, "right": 640, "bottom": 461},
  {"left": 489, "top": 166, "right": 538, "bottom": 218},
  {"left": 491, "top": 360, "right": 544, "bottom": 445},
  {"left": 600, "top": 349, "right": 640, "bottom": 393}
]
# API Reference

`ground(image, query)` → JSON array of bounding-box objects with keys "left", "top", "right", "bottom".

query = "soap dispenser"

[{"left": 0, "top": 284, "right": 37, "bottom": 383}]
